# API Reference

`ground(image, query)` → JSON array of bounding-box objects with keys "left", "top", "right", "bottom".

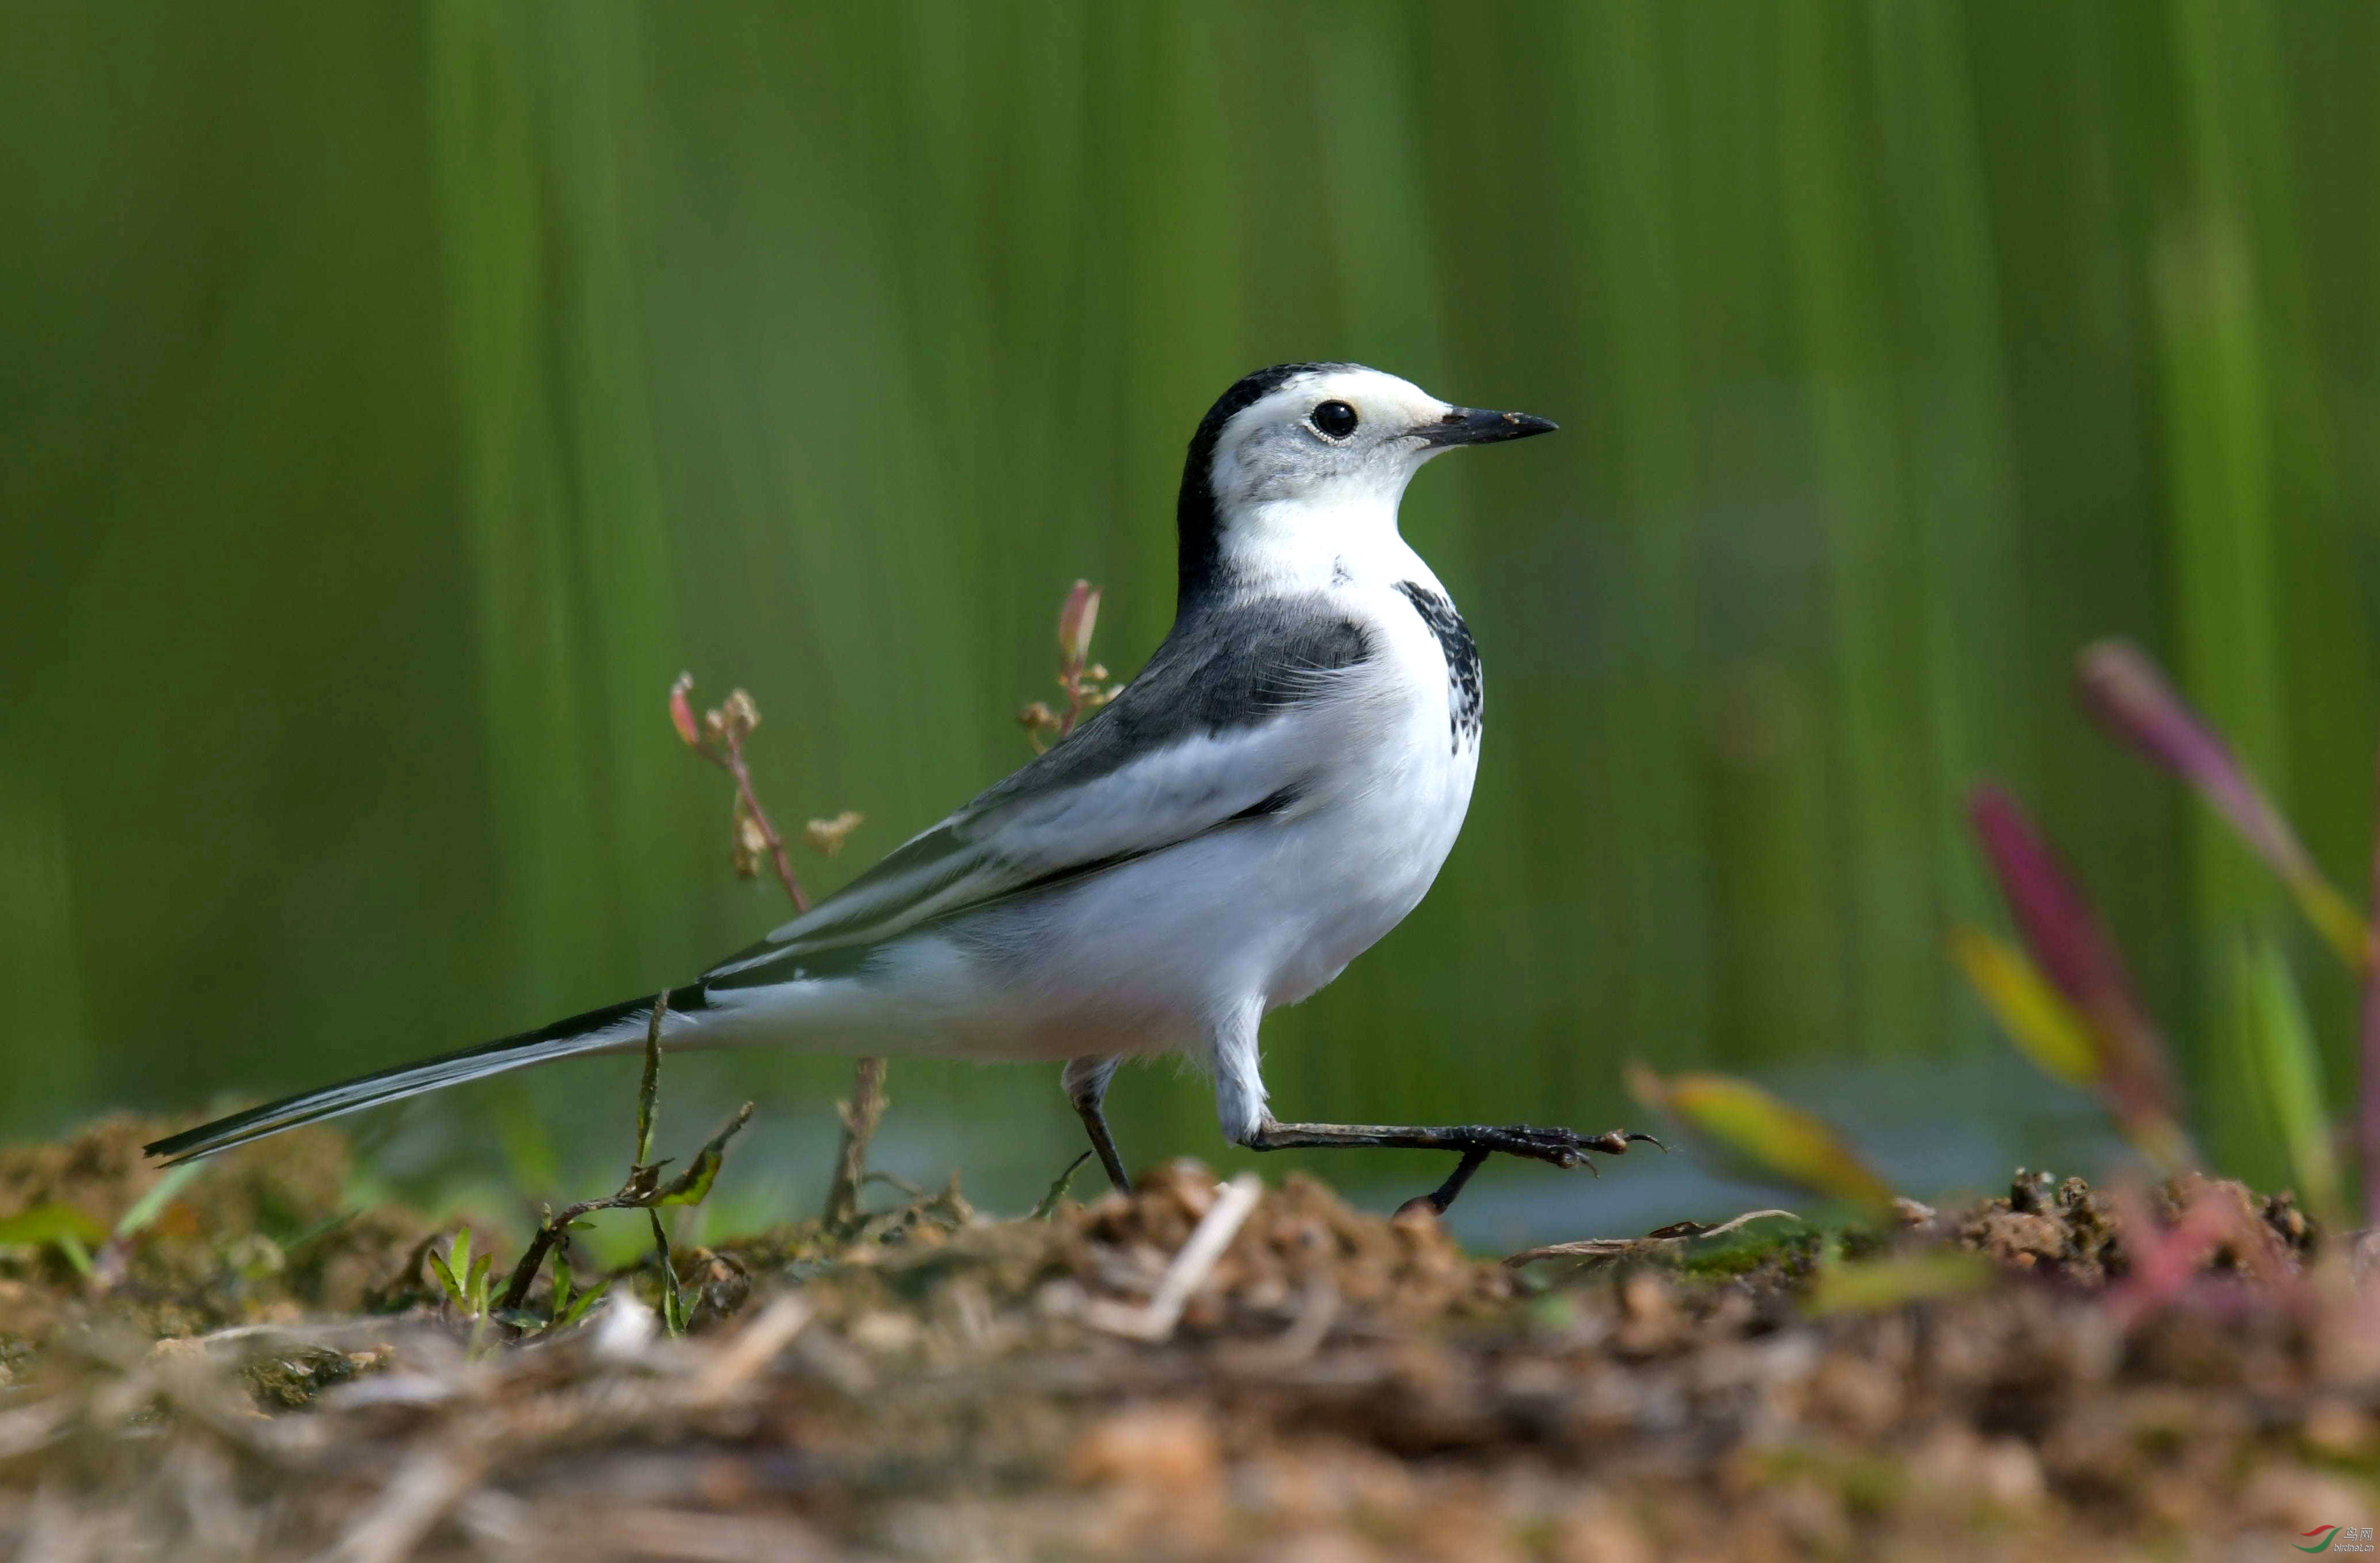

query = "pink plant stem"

[
  {"left": 1052, "top": 580, "right": 1100, "bottom": 742},
  {"left": 2360, "top": 738, "right": 2380, "bottom": 1227},
  {"left": 715, "top": 733, "right": 809, "bottom": 913},
  {"left": 670, "top": 672, "right": 881, "bottom": 1230},
  {"left": 675, "top": 717, "right": 809, "bottom": 915},
  {"left": 2103, "top": 1181, "right": 2226, "bottom": 1330},
  {"left": 1057, "top": 663, "right": 1087, "bottom": 739}
]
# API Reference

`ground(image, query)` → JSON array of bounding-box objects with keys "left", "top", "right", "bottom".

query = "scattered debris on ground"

[{"left": 1, "top": 1119, "right": 2374, "bottom": 1559}]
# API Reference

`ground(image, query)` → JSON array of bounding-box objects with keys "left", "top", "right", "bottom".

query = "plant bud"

[
  {"left": 668, "top": 673, "right": 701, "bottom": 749},
  {"left": 1057, "top": 580, "right": 1100, "bottom": 668}
]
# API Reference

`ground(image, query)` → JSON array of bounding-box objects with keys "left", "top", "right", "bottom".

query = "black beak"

[{"left": 1415, "top": 406, "right": 1559, "bottom": 447}]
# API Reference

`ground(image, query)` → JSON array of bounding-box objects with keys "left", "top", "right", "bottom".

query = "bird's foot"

[
  {"left": 1391, "top": 1126, "right": 1665, "bottom": 1218},
  {"left": 1245, "top": 1117, "right": 1663, "bottom": 1216},
  {"left": 1440, "top": 1122, "right": 1664, "bottom": 1171}
]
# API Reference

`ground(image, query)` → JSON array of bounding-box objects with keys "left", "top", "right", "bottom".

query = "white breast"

[{"left": 1254, "top": 576, "right": 1481, "bottom": 1008}]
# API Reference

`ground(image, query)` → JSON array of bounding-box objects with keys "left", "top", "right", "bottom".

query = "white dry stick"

[
  {"left": 687, "top": 1292, "right": 815, "bottom": 1406},
  {"left": 311, "top": 1443, "right": 482, "bottom": 1563},
  {"left": 1083, "top": 1173, "right": 1262, "bottom": 1342}
]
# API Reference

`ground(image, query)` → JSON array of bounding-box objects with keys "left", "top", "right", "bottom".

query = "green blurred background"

[{"left": 5, "top": 2, "right": 2376, "bottom": 1242}]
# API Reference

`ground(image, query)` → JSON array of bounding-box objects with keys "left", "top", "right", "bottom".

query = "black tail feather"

[{"left": 143, "top": 984, "right": 709, "bottom": 1165}]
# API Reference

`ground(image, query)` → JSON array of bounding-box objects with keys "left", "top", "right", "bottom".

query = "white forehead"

[{"left": 1228, "top": 365, "right": 1448, "bottom": 440}]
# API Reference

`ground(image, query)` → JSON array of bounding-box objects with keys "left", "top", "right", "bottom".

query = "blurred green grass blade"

[
  {"left": 2234, "top": 935, "right": 2342, "bottom": 1224},
  {"left": 1863, "top": 0, "right": 2028, "bottom": 943},
  {"left": 2155, "top": 0, "right": 2316, "bottom": 1190},
  {"left": 112, "top": 1162, "right": 203, "bottom": 1241},
  {"left": 1776, "top": 6, "right": 1939, "bottom": 1063}
]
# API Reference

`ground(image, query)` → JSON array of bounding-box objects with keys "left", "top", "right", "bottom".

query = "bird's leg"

[
  {"left": 1241, "top": 1118, "right": 1662, "bottom": 1214},
  {"left": 1061, "top": 1055, "right": 1131, "bottom": 1194}
]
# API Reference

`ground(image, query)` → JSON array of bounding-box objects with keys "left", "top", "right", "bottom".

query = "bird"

[{"left": 146, "top": 363, "right": 1654, "bottom": 1214}]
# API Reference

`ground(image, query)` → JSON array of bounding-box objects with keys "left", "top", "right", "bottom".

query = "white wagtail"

[{"left": 148, "top": 364, "right": 1653, "bottom": 1212}]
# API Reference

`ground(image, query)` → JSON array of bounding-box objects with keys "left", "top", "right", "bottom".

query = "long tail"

[{"left": 143, "top": 983, "right": 712, "bottom": 1166}]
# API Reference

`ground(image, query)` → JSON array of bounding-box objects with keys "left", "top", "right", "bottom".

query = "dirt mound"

[
  {"left": 0, "top": 1127, "right": 2374, "bottom": 1560},
  {"left": 0, "top": 1116, "right": 436, "bottom": 1350}
]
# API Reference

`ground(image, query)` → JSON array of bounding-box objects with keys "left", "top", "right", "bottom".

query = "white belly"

[
  {"left": 947, "top": 714, "right": 1475, "bottom": 1058},
  {"left": 701, "top": 579, "right": 1481, "bottom": 1066}
]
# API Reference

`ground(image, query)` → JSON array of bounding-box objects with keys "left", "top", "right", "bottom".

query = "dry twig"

[
  {"left": 1077, "top": 1173, "right": 1263, "bottom": 1341},
  {"left": 1503, "top": 1208, "right": 1803, "bottom": 1268}
]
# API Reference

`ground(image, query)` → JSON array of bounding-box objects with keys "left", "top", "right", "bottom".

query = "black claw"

[{"left": 1480, "top": 1124, "right": 1664, "bottom": 1167}]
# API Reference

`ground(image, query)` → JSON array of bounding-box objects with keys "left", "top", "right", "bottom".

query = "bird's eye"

[{"left": 1311, "top": 400, "right": 1359, "bottom": 439}]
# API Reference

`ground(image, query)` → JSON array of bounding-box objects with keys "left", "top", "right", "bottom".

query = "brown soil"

[{"left": 0, "top": 1122, "right": 2374, "bottom": 1560}]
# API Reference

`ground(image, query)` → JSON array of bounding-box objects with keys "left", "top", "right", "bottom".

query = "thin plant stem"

[
  {"left": 2360, "top": 738, "right": 2380, "bottom": 1228},
  {"left": 689, "top": 710, "right": 811, "bottom": 913},
  {"left": 672, "top": 674, "right": 887, "bottom": 1234},
  {"left": 823, "top": 1056, "right": 890, "bottom": 1231},
  {"left": 496, "top": 995, "right": 754, "bottom": 1315}
]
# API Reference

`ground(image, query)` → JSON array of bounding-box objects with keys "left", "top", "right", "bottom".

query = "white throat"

[{"left": 1215, "top": 486, "right": 1429, "bottom": 597}]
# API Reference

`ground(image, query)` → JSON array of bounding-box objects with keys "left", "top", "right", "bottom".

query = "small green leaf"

[
  {"left": 427, "top": 1229, "right": 474, "bottom": 1308},
  {"left": 0, "top": 1203, "right": 109, "bottom": 1251},
  {"left": 657, "top": 1147, "right": 724, "bottom": 1206},
  {"left": 648, "top": 1208, "right": 685, "bottom": 1337},
  {"left": 556, "top": 1279, "right": 611, "bottom": 1328},
  {"left": 112, "top": 1163, "right": 204, "bottom": 1240},
  {"left": 550, "top": 1249, "right": 576, "bottom": 1319}
]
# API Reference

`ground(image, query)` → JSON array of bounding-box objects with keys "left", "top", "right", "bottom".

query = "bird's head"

[{"left": 1176, "top": 362, "right": 1555, "bottom": 604}]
